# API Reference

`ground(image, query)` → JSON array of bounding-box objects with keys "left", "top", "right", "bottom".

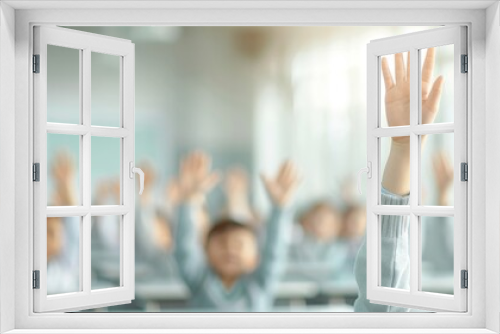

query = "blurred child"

[
  {"left": 134, "top": 161, "right": 179, "bottom": 280},
  {"left": 340, "top": 205, "right": 366, "bottom": 274},
  {"left": 353, "top": 48, "right": 445, "bottom": 311},
  {"left": 288, "top": 201, "right": 350, "bottom": 281},
  {"left": 174, "top": 152, "right": 299, "bottom": 311},
  {"left": 421, "top": 152, "right": 454, "bottom": 273},
  {"left": 46, "top": 151, "right": 80, "bottom": 294}
]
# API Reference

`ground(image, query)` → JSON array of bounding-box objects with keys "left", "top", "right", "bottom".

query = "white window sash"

[
  {"left": 33, "top": 25, "right": 136, "bottom": 313},
  {"left": 366, "top": 26, "right": 468, "bottom": 312}
]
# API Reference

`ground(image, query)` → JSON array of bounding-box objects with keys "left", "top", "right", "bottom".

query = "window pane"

[
  {"left": 91, "top": 137, "right": 121, "bottom": 205},
  {"left": 419, "top": 45, "right": 454, "bottom": 125},
  {"left": 47, "top": 45, "right": 80, "bottom": 124},
  {"left": 379, "top": 215, "right": 410, "bottom": 291},
  {"left": 421, "top": 216, "right": 454, "bottom": 294},
  {"left": 47, "top": 216, "right": 80, "bottom": 295},
  {"left": 380, "top": 51, "right": 410, "bottom": 128},
  {"left": 92, "top": 52, "right": 121, "bottom": 127},
  {"left": 420, "top": 133, "right": 454, "bottom": 206},
  {"left": 91, "top": 216, "right": 121, "bottom": 290},
  {"left": 47, "top": 134, "right": 80, "bottom": 206},
  {"left": 380, "top": 136, "right": 410, "bottom": 203}
]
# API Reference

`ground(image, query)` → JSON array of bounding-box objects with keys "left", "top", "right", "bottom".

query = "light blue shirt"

[{"left": 353, "top": 188, "right": 411, "bottom": 312}]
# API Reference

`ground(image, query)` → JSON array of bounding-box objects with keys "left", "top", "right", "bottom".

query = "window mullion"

[
  {"left": 409, "top": 47, "right": 419, "bottom": 295},
  {"left": 82, "top": 48, "right": 92, "bottom": 294}
]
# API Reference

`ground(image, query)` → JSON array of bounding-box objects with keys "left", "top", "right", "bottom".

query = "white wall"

[
  {"left": 0, "top": 2, "right": 16, "bottom": 333},
  {"left": 485, "top": 2, "right": 500, "bottom": 332}
]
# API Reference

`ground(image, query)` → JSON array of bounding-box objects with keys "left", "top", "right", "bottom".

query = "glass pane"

[
  {"left": 47, "top": 134, "right": 80, "bottom": 206},
  {"left": 91, "top": 216, "right": 121, "bottom": 290},
  {"left": 419, "top": 45, "right": 454, "bottom": 125},
  {"left": 380, "top": 136, "right": 410, "bottom": 203},
  {"left": 91, "top": 137, "right": 121, "bottom": 205},
  {"left": 421, "top": 216, "right": 454, "bottom": 294},
  {"left": 92, "top": 52, "right": 121, "bottom": 127},
  {"left": 47, "top": 216, "right": 80, "bottom": 295},
  {"left": 420, "top": 133, "right": 454, "bottom": 206},
  {"left": 47, "top": 45, "right": 80, "bottom": 124},
  {"left": 379, "top": 215, "right": 410, "bottom": 290},
  {"left": 380, "top": 51, "right": 410, "bottom": 128}
]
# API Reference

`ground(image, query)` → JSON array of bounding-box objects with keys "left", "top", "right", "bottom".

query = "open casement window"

[
  {"left": 366, "top": 26, "right": 467, "bottom": 312},
  {"left": 33, "top": 26, "right": 141, "bottom": 312}
]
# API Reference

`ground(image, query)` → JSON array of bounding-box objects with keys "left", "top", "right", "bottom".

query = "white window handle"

[
  {"left": 129, "top": 162, "right": 145, "bottom": 195},
  {"left": 357, "top": 162, "right": 372, "bottom": 195}
]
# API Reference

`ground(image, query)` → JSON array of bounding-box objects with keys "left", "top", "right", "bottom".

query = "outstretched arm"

[
  {"left": 254, "top": 161, "right": 300, "bottom": 289},
  {"left": 173, "top": 151, "right": 220, "bottom": 291}
]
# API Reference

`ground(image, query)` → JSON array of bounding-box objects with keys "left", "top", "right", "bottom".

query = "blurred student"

[
  {"left": 134, "top": 161, "right": 178, "bottom": 280},
  {"left": 353, "top": 48, "right": 445, "bottom": 311},
  {"left": 174, "top": 152, "right": 299, "bottom": 311},
  {"left": 166, "top": 178, "right": 210, "bottom": 243},
  {"left": 47, "top": 151, "right": 80, "bottom": 294},
  {"left": 421, "top": 152, "right": 454, "bottom": 273},
  {"left": 288, "top": 201, "right": 350, "bottom": 281},
  {"left": 340, "top": 205, "right": 366, "bottom": 275}
]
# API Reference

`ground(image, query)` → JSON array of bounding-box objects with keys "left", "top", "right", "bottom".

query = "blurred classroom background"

[{"left": 46, "top": 26, "right": 455, "bottom": 312}]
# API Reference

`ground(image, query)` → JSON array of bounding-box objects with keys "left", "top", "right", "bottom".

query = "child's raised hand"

[
  {"left": 177, "top": 151, "right": 220, "bottom": 204},
  {"left": 382, "top": 48, "right": 444, "bottom": 142},
  {"left": 261, "top": 160, "right": 300, "bottom": 208},
  {"left": 51, "top": 150, "right": 75, "bottom": 185},
  {"left": 381, "top": 48, "right": 444, "bottom": 196},
  {"left": 432, "top": 151, "right": 453, "bottom": 206},
  {"left": 50, "top": 150, "right": 77, "bottom": 205}
]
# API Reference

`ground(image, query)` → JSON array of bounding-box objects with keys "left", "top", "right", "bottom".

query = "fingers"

[
  {"left": 422, "top": 47, "right": 435, "bottom": 85},
  {"left": 281, "top": 161, "right": 300, "bottom": 188},
  {"left": 406, "top": 52, "right": 411, "bottom": 81},
  {"left": 395, "top": 53, "right": 405, "bottom": 84},
  {"left": 426, "top": 75, "right": 444, "bottom": 114},
  {"left": 200, "top": 171, "right": 220, "bottom": 193},
  {"left": 381, "top": 57, "right": 394, "bottom": 90}
]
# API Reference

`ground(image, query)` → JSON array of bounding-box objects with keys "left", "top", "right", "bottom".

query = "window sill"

[{"left": 4, "top": 329, "right": 497, "bottom": 334}]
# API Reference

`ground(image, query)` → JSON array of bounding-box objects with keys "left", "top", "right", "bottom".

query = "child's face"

[
  {"left": 301, "top": 205, "right": 341, "bottom": 241},
  {"left": 47, "top": 217, "right": 63, "bottom": 261},
  {"left": 206, "top": 228, "right": 258, "bottom": 281}
]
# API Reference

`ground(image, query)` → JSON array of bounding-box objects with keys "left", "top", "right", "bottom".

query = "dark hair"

[{"left": 206, "top": 218, "right": 256, "bottom": 244}]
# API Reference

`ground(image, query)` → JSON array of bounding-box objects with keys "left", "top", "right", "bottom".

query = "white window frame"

[
  {"left": 33, "top": 25, "right": 136, "bottom": 312},
  {"left": 366, "top": 26, "right": 467, "bottom": 312},
  {"left": 1, "top": 2, "right": 498, "bottom": 333}
]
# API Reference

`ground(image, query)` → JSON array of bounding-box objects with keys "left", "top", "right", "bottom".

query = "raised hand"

[
  {"left": 432, "top": 151, "right": 454, "bottom": 206},
  {"left": 177, "top": 151, "right": 220, "bottom": 204},
  {"left": 381, "top": 48, "right": 444, "bottom": 196},
  {"left": 165, "top": 178, "right": 182, "bottom": 209},
  {"left": 261, "top": 161, "right": 300, "bottom": 208},
  {"left": 51, "top": 150, "right": 77, "bottom": 206},
  {"left": 51, "top": 150, "right": 75, "bottom": 186},
  {"left": 382, "top": 48, "right": 444, "bottom": 143}
]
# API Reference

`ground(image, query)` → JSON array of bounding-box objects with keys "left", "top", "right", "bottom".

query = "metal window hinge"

[
  {"left": 32, "top": 270, "right": 40, "bottom": 289},
  {"left": 461, "top": 162, "right": 468, "bottom": 181},
  {"left": 33, "top": 54, "right": 40, "bottom": 73},
  {"left": 461, "top": 54, "right": 468, "bottom": 73},
  {"left": 461, "top": 270, "right": 468, "bottom": 289},
  {"left": 33, "top": 163, "right": 40, "bottom": 182}
]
